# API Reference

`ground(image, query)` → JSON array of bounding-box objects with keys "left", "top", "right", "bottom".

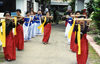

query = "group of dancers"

[
  {"left": 0, "top": 9, "right": 53, "bottom": 61},
  {"left": 65, "top": 11, "right": 91, "bottom": 64},
  {"left": 0, "top": 8, "right": 92, "bottom": 64}
]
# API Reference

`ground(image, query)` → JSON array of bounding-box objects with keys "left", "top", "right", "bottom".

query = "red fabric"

[
  {"left": 65, "top": 22, "right": 68, "bottom": 27},
  {"left": 3, "top": 31, "right": 16, "bottom": 60},
  {"left": 15, "top": 24, "right": 24, "bottom": 50},
  {"left": 70, "top": 32, "right": 77, "bottom": 52},
  {"left": 76, "top": 34, "right": 88, "bottom": 64},
  {"left": 42, "top": 23, "right": 51, "bottom": 43}
]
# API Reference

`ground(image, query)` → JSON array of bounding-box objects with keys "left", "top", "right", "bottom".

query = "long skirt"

[
  {"left": 70, "top": 32, "right": 77, "bottom": 52},
  {"left": 76, "top": 34, "right": 88, "bottom": 64},
  {"left": 32, "top": 23, "right": 37, "bottom": 37},
  {"left": 65, "top": 23, "right": 71, "bottom": 44},
  {"left": 15, "top": 24, "right": 24, "bottom": 50},
  {"left": 36, "top": 22, "right": 42, "bottom": 35},
  {"left": 42, "top": 23, "right": 51, "bottom": 43},
  {"left": 28, "top": 25, "right": 32, "bottom": 40},
  {"left": 3, "top": 31, "right": 16, "bottom": 60}
]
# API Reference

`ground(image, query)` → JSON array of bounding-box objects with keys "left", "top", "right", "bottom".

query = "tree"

[
  {"left": 92, "top": 0, "right": 100, "bottom": 31},
  {"left": 86, "top": 0, "right": 94, "bottom": 17},
  {"left": 69, "top": 0, "right": 76, "bottom": 12}
]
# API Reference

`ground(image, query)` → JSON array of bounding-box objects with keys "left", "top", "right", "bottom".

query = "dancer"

[
  {"left": 42, "top": 11, "right": 53, "bottom": 44},
  {"left": 3, "top": 11, "right": 16, "bottom": 61}
]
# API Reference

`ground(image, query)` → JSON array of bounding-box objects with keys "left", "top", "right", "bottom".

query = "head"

[
  {"left": 78, "top": 16, "right": 86, "bottom": 24},
  {"left": 16, "top": 9, "right": 21, "bottom": 16},
  {"left": 75, "top": 11, "right": 81, "bottom": 15},
  {"left": 37, "top": 10, "right": 41, "bottom": 15},
  {"left": 46, "top": 11, "right": 50, "bottom": 17},
  {"left": 26, "top": 11, "right": 30, "bottom": 17},
  {"left": 30, "top": 11, "right": 35, "bottom": 15},
  {"left": 4, "top": 11, "right": 11, "bottom": 18}
]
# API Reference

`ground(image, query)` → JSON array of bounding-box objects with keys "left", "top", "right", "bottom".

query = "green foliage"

[
  {"left": 86, "top": 0, "right": 94, "bottom": 17},
  {"left": 69, "top": 0, "right": 76, "bottom": 12},
  {"left": 88, "top": 44, "right": 100, "bottom": 64},
  {"left": 94, "top": 36, "right": 100, "bottom": 45},
  {"left": 92, "top": 0, "right": 100, "bottom": 31}
]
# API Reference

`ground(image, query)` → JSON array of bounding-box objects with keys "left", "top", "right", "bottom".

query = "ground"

[{"left": 1, "top": 23, "right": 76, "bottom": 64}]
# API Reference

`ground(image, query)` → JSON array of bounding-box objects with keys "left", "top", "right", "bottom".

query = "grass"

[
  {"left": 88, "top": 44, "right": 100, "bottom": 64},
  {"left": 94, "top": 36, "right": 100, "bottom": 45},
  {"left": 0, "top": 46, "right": 4, "bottom": 62},
  {"left": 0, "top": 52, "right": 4, "bottom": 62}
]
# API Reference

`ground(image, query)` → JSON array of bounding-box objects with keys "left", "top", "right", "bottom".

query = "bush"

[
  {"left": 94, "top": 36, "right": 100, "bottom": 45},
  {"left": 92, "top": 0, "right": 100, "bottom": 33}
]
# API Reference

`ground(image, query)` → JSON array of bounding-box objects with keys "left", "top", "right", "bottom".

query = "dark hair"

[
  {"left": 26, "top": 11, "right": 30, "bottom": 15},
  {"left": 4, "top": 11, "right": 11, "bottom": 17},
  {"left": 78, "top": 16, "right": 86, "bottom": 18},
  {"left": 16, "top": 9, "right": 21, "bottom": 13},
  {"left": 75, "top": 11, "right": 81, "bottom": 14},
  {"left": 66, "top": 12, "right": 71, "bottom": 16}
]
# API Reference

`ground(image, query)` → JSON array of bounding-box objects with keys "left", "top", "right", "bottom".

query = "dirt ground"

[{"left": 1, "top": 24, "right": 77, "bottom": 64}]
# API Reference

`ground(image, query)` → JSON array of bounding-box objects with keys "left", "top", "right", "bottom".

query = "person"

[
  {"left": 70, "top": 11, "right": 81, "bottom": 52},
  {"left": 23, "top": 11, "right": 32, "bottom": 41},
  {"left": 30, "top": 11, "right": 36, "bottom": 38},
  {"left": 67, "top": 5, "right": 72, "bottom": 12},
  {"left": 15, "top": 9, "right": 24, "bottom": 50},
  {"left": 3, "top": 11, "right": 16, "bottom": 61},
  {"left": 65, "top": 12, "right": 73, "bottom": 44},
  {"left": 35, "top": 10, "right": 42, "bottom": 35},
  {"left": 75, "top": 16, "right": 89, "bottom": 64},
  {"left": 42, "top": 11, "right": 53, "bottom": 44}
]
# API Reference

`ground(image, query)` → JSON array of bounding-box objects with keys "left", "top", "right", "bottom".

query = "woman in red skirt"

[
  {"left": 3, "top": 11, "right": 16, "bottom": 61},
  {"left": 70, "top": 11, "right": 81, "bottom": 52},
  {"left": 75, "top": 17, "right": 89, "bottom": 64},
  {"left": 42, "top": 11, "right": 53, "bottom": 44},
  {"left": 15, "top": 9, "right": 24, "bottom": 50}
]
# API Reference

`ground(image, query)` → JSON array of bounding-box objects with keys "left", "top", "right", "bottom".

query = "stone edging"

[{"left": 87, "top": 35, "right": 100, "bottom": 56}]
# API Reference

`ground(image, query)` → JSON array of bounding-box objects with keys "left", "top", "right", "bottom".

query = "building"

[
  {"left": 0, "top": 0, "right": 39, "bottom": 16},
  {"left": 50, "top": 0, "right": 68, "bottom": 12},
  {"left": 75, "top": 0, "right": 91, "bottom": 11}
]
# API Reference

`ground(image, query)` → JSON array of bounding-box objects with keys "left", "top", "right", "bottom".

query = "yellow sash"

[
  {"left": 1, "top": 19, "right": 6, "bottom": 47},
  {"left": 38, "top": 17, "right": 46, "bottom": 34},
  {"left": 68, "top": 18, "right": 75, "bottom": 39},
  {"left": 77, "top": 24, "right": 81, "bottom": 55},
  {"left": 14, "top": 17, "right": 17, "bottom": 35}
]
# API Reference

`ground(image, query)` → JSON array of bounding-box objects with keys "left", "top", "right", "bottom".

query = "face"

[
  {"left": 5, "top": 13, "right": 11, "bottom": 18},
  {"left": 46, "top": 12, "right": 50, "bottom": 17},
  {"left": 30, "top": 11, "right": 34, "bottom": 15},
  {"left": 76, "top": 13, "right": 80, "bottom": 15},
  {"left": 16, "top": 11, "right": 21, "bottom": 16},
  {"left": 38, "top": 11, "right": 41, "bottom": 14},
  {"left": 26, "top": 13, "right": 30, "bottom": 16}
]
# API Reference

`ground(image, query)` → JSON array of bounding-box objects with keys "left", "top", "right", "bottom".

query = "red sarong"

[
  {"left": 42, "top": 23, "right": 51, "bottom": 43},
  {"left": 15, "top": 24, "right": 24, "bottom": 50},
  {"left": 3, "top": 31, "right": 16, "bottom": 60},
  {"left": 70, "top": 32, "right": 77, "bottom": 52},
  {"left": 76, "top": 34, "right": 88, "bottom": 64},
  {"left": 65, "top": 21, "right": 68, "bottom": 27}
]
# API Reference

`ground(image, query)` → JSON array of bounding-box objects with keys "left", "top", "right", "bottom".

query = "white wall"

[
  {"left": 75, "top": 0, "right": 84, "bottom": 11},
  {"left": 84, "top": 0, "right": 90, "bottom": 9},
  {"left": 0, "top": 13, "right": 4, "bottom": 17},
  {"left": 34, "top": 1, "right": 39, "bottom": 12},
  {"left": 75, "top": 0, "right": 90, "bottom": 11},
  {"left": 16, "top": 0, "right": 27, "bottom": 16}
]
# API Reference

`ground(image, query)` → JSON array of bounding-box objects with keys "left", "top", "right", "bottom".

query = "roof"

[{"left": 50, "top": 2, "right": 68, "bottom": 5}]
